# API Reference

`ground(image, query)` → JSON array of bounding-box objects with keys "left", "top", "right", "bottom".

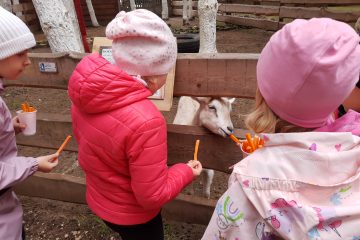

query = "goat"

[{"left": 173, "top": 96, "right": 235, "bottom": 198}]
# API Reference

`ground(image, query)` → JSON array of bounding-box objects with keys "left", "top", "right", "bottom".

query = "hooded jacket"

[
  {"left": 68, "top": 53, "right": 193, "bottom": 225},
  {"left": 0, "top": 79, "right": 38, "bottom": 240},
  {"left": 202, "top": 117, "right": 360, "bottom": 240}
]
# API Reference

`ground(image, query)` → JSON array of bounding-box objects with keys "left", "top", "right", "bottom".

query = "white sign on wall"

[{"left": 39, "top": 62, "right": 57, "bottom": 73}]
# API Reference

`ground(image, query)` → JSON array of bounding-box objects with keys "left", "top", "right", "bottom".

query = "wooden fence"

[
  {"left": 217, "top": 0, "right": 360, "bottom": 31},
  {"left": 9, "top": 0, "right": 41, "bottom": 32},
  {"left": 7, "top": 0, "right": 360, "bottom": 33},
  {"left": 5, "top": 52, "right": 259, "bottom": 225}
]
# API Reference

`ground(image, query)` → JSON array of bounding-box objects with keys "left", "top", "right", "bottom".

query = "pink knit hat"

[
  {"left": 257, "top": 18, "right": 360, "bottom": 128},
  {"left": 105, "top": 9, "right": 177, "bottom": 76}
]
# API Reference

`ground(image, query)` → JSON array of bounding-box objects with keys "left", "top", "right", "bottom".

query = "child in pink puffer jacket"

[
  {"left": 68, "top": 9, "right": 202, "bottom": 240},
  {"left": 202, "top": 18, "right": 360, "bottom": 240}
]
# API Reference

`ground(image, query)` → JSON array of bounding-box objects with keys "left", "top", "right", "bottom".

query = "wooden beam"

[
  {"left": 175, "top": 53, "right": 258, "bottom": 98},
  {"left": 280, "top": 0, "right": 360, "bottom": 5},
  {"left": 279, "top": 6, "right": 360, "bottom": 22},
  {"left": 19, "top": 13, "right": 37, "bottom": 23},
  {"left": 15, "top": 113, "right": 246, "bottom": 173},
  {"left": 218, "top": 3, "right": 279, "bottom": 16},
  {"left": 14, "top": 173, "right": 216, "bottom": 225},
  {"left": 5, "top": 53, "right": 259, "bottom": 98},
  {"left": 162, "top": 193, "right": 216, "bottom": 225},
  {"left": 172, "top": 9, "right": 198, "bottom": 16},
  {"left": 12, "top": 2, "right": 34, "bottom": 12},
  {"left": 172, "top": 0, "right": 198, "bottom": 7},
  {"left": 217, "top": 14, "right": 279, "bottom": 31}
]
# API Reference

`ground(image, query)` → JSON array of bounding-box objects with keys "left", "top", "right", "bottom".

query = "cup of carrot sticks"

[
  {"left": 229, "top": 133, "right": 264, "bottom": 158},
  {"left": 16, "top": 102, "right": 37, "bottom": 136}
]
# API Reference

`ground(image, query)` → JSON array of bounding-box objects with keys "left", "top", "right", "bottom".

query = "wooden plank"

[
  {"left": 162, "top": 193, "right": 216, "bottom": 225},
  {"left": 167, "top": 124, "right": 246, "bottom": 173},
  {"left": 14, "top": 173, "right": 216, "bottom": 225},
  {"left": 172, "top": 9, "right": 198, "bottom": 16},
  {"left": 15, "top": 113, "right": 246, "bottom": 173},
  {"left": 172, "top": 0, "right": 198, "bottom": 7},
  {"left": 5, "top": 52, "right": 84, "bottom": 90},
  {"left": 279, "top": 6, "right": 360, "bottom": 22},
  {"left": 19, "top": 13, "right": 37, "bottom": 23},
  {"left": 175, "top": 53, "right": 258, "bottom": 98},
  {"left": 12, "top": 2, "right": 34, "bottom": 12},
  {"left": 218, "top": 3, "right": 279, "bottom": 16},
  {"left": 5, "top": 53, "right": 259, "bottom": 98},
  {"left": 14, "top": 173, "right": 86, "bottom": 204},
  {"left": 217, "top": 14, "right": 279, "bottom": 31},
  {"left": 280, "top": 0, "right": 360, "bottom": 5}
]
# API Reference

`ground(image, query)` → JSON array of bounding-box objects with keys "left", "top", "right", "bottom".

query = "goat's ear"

[
  {"left": 192, "top": 97, "right": 211, "bottom": 104},
  {"left": 221, "top": 97, "right": 236, "bottom": 104},
  {"left": 229, "top": 98, "right": 236, "bottom": 104}
]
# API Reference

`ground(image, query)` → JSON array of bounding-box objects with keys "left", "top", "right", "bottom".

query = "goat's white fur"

[{"left": 173, "top": 96, "right": 235, "bottom": 198}]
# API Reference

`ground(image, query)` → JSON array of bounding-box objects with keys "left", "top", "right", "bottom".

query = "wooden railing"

[
  {"left": 10, "top": 1, "right": 41, "bottom": 32},
  {"left": 217, "top": 0, "right": 360, "bottom": 31},
  {"left": 6, "top": 52, "right": 259, "bottom": 225}
]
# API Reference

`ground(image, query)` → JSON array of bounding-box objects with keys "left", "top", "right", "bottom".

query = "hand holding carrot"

[
  {"left": 36, "top": 153, "right": 59, "bottom": 173},
  {"left": 187, "top": 160, "right": 202, "bottom": 177}
]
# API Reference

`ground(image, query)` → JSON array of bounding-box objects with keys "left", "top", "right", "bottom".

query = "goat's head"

[{"left": 193, "top": 97, "right": 235, "bottom": 137}]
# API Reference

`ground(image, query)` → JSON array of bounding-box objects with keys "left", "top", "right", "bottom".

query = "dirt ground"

[{"left": 2, "top": 17, "right": 273, "bottom": 240}]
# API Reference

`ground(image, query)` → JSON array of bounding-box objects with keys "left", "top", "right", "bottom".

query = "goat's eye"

[{"left": 209, "top": 105, "right": 216, "bottom": 111}]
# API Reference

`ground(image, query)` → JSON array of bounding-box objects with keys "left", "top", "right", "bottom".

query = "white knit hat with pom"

[
  {"left": 0, "top": 6, "right": 36, "bottom": 60},
  {"left": 106, "top": 9, "right": 177, "bottom": 76}
]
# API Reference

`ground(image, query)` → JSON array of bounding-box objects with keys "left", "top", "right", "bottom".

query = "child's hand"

[
  {"left": 36, "top": 153, "right": 59, "bottom": 173},
  {"left": 187, "top": 160, "right": 202, "bottom": 177},
  {"left": 12, "top": 116, "right": 26, "bottom": 135}
]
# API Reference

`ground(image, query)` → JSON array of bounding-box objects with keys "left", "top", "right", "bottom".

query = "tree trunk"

[
  {"left": 161, "top": 0, "right": 168, "bottom": 20},
  {"left": 182, "top": 0, "right": 192, "bottom": 25},
  {"left": 130, "top": 0, "right": 136, "bottom": 10},
  {"left": 86, "top": 0, "right": 100, "bottom": 27},
  {"left": 32, "top": 0, "right": 84, "bottom": 53},
  {"left": 0, "top": 0, "right": 12, "bottom": 11},
  {"left": 198, "top": 0, "right": 218, "bottom": 53}
]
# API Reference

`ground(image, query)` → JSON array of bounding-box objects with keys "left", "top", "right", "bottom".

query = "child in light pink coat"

[
  {"left": 202, "top": 18, "right": 360, "bottom": 240},
  {"left": 0, "top": 7, "right": 59, "bottom": 240}
]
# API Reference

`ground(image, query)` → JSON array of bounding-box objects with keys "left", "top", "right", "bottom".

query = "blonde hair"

[{"left": 245, "top": 88, "right": 313, "bottom": 134}]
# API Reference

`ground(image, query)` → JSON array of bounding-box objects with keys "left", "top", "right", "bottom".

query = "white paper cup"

[{"left": 16, "top": 110, "right": 37, "bottom": 136}]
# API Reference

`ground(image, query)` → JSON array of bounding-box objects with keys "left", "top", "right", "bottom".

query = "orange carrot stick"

[
  {"left": 24, "top": 102, "right": 29, "bottom": 112},
  {"left": 259, "top": 138, "right": 265, "bottom": 146},
  {"left": 28, "top": 106, "right": 35, "bottom": 112},
  {"left": 229, "top": 134, "right": 240, "bottom": 144},
  {"left": 194, "top": 139, "right": 200, "bottom": 161},
  {"left": 21, "top": 103, "right": 27, "bottom": 112},
  {"left": 245, "top": 133, "right": 256, "bottom": 152},
  {"left": 254, "top": 135, "right": 259, "bottom": 149},
  {"left": 57, "top": 135, "right": 72, "bottom": 155},
  {"left": 246, "top": 146, "right": 252, "bottom": 153}
]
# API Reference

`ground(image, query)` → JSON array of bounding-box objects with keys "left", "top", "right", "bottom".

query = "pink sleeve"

[
  {"left": 127, "top": 117, "right": 194, "bottom": 210},
  {"left": 315, "top": 110, "right": 360, "bottom": 136},
  {"left": 0, "top": 156, "right": 38, "bottom": 190}
]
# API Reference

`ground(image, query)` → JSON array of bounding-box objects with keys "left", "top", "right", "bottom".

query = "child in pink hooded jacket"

[
  {"left": 68, "top": 9, "right": 202, "bottom": 240},
  {"left": 0, "top": 7, "right": 59, "bottom": 240},
  {"left": 202, "top": 18, "right": 360, "bottom": 240}
]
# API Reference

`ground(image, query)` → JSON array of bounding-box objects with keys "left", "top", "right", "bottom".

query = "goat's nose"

[{"left": 227, "top": 126, "right": 233, "bottom": 133}]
